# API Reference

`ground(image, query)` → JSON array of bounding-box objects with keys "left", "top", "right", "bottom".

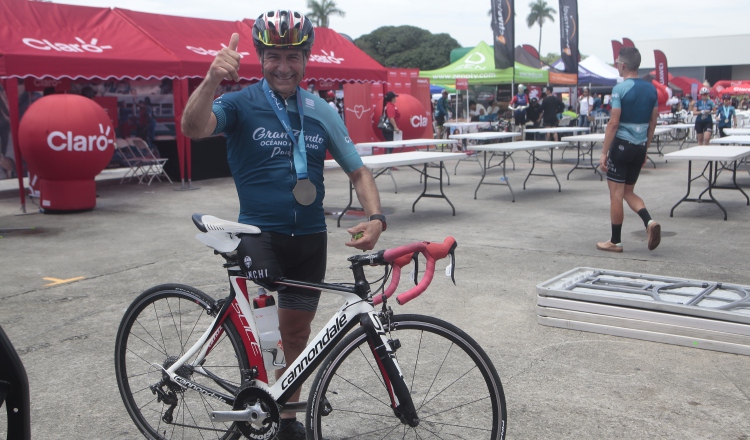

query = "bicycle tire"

[
  {"left": 306, "top": 314, "right": 507, "bottom": 440},
  {"left": 669, "top": 129, "right": 688, "bottom": 141},
  {"left": 115, "top": 284, "right": 249, "bottom": 440}
]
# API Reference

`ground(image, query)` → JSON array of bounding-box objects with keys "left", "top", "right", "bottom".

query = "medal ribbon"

[{"left": 262, "top": 79, "right": 308, "bottom": 180}]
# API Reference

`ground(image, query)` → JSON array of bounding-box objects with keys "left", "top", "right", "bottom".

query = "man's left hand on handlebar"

[{"left": 345, "top": 220, "right": 383, "bottom": 250}]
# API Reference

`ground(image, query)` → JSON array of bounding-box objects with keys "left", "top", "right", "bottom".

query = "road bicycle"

[{"left": 115, "top": 214, "right": 506, "bottom": 439}]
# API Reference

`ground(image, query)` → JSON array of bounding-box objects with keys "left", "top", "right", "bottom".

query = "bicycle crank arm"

[
  {"left": 279, "top": 401, "right": 307, "bottom": 413},
  {"left": 211, "top": 407, "right": 268, "bottom": 425}
]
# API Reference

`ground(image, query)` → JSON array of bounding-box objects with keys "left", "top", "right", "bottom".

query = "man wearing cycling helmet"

[
  {"left": 182, "top": 10, "right": 383, "bottom": 439},
  {"left": 716, "top": 94, "right": 737, "bottom": 138},
  {"left": 693, "top": 87, "right": 715, "bottom": 145}
]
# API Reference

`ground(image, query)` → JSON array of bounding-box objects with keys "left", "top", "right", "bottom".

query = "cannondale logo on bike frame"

[{"left": 280, "top": 314, "right": 347, "bottom": 390}]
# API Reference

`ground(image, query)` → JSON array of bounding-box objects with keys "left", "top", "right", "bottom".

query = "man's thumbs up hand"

[{"left": 207, "top": 33, "right": 241, "bottom": 83}]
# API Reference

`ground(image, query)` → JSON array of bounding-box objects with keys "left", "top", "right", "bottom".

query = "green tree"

[
  {"left": 306, "top": 0, "right": 345, "bottom": 28},
  {"left": 355, "top": 26, "right": 460, "bottom": 70},
  {"left": 526, "top": 0, "right": 556, "bottom": 56},
  {"left": 541, "top": 52, "right": 559, "bottom": 66}
]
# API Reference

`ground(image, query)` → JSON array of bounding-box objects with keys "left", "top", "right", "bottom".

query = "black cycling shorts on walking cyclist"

[
  {"left": 236, "top": 232, "right": 327, "bottom": 311},
  {"left": 605, "top": 137, "right": 647, "bottom": 185},
  {"left": 694, "top": 117, "right": 713, "bottom": 134}
]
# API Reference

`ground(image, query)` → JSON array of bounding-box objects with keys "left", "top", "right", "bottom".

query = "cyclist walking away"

[
  {"left": 181, "top": 9, "right": 385, "bottom": 439},
  {"left": 597, "top": 46, "right": 661, "bottom": 253},
  {"left": 716, "top": 94, "right": 737, "bottom": 138},
  {"left": 693, "top": 87, "right": 715, "bottom": 145}
]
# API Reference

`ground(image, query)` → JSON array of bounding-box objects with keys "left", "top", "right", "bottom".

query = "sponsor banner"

[
  {"left": 410, "top": 77, "right": 434, "bottom": 138},
  {"left": 611, "top": 40, "right": 623, "bottom": 64},
  {"left": 343, "top": 83, "right": 377, "bottom": 154},
  {"left": 456, "top": 78, "right": 469, "bottom": 90},
  {"left": 654, "top": 50, "right": 668, "bottom": 87},
  {"left": 558, "top": 0, "right": 579, "bottom": 75},
  {"left": 491, "top": 0, "right": 514, "bottom": 69}
]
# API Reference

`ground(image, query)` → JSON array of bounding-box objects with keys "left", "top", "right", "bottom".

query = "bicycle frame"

[{"left": 160, "top": 265, "right": 415, "bottom": 420}]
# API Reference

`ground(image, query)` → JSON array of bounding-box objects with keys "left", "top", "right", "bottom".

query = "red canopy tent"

[
  {"left": 114, "top": 9, "right": 264, "bottom": 186},
  {"left": 0, "top": 0, "right": 181, "bottom": 211},
  {"left": 0, "top": 2, "right": 388, "bottom": 210}
]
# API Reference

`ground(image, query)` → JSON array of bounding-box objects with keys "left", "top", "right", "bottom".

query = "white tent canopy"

[{"left": 579, "top": 55, "right": 621, "bottom": 83}]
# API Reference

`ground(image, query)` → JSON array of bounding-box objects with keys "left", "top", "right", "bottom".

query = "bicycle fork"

[{"left": 361, "top": 311, "right": 420, "bottom": 427}]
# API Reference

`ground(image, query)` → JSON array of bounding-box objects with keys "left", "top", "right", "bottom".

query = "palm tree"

[
  {"left": 306, "top": 0, "right": 345, "bottom": 28},
  {"left": 526, "top": 0, "right": 556, "bottom": 56}
]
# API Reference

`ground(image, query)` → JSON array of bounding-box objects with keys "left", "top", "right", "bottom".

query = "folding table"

[
  {"left": 665, "top": 146, "right": 750, "bottom": 220},
  {"left": 354, "top": 139, "right": 460, "bottom": 191},
  {"left": 325, "top": 151, "right": 466, "bottom": 226},
  {"left": 469, "top": 141, "right": 568, "bottom": 202},
  {"left": 448, "top": 131, "right": 522, "bottom": 174}
]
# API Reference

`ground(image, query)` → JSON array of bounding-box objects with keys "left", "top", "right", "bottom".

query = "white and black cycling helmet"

[
  {"left": 252, "top": 10, "right": 315, "bottom": 52},
  {"left": 518, "top": 84, "right": 526, "bottom": 93},
  {"left": 699, "top": 87, "right": 709, "bottom": 95}
]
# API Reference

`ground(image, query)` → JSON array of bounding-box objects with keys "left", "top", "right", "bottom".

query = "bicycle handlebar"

[{"left": 372, "top": 237, "right": 457, "bottom": 306}]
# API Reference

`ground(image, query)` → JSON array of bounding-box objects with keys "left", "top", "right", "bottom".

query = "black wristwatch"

[{"left": 368, "top": 214, "right": 387, "bottom": 232}]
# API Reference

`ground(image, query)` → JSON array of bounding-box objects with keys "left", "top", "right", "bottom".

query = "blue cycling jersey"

[
  {"left": 695, "top": 99, "right": 715, "bottom": 121},
  {"left": 212, "top": 80, "right": 363, "bottom": 235},
  {"left": 611, "top": 78, "right": 657, "bottom": 145}
]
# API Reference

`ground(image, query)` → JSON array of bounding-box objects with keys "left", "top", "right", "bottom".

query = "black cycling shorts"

[
  {"left": 605, "top": 137, "right": 647, "bottom": 185},
  {"left": 435, "top": 114, "right": 446, "bottom": 126},
  {"left": 237, "top": 231, "right": 327, "bottom": 311},
  {"left": 694, "top": 118, "right": 713, "bottom": 134},
  {"left": 543, "top": 117, "right": 559, "bottom": 128}
]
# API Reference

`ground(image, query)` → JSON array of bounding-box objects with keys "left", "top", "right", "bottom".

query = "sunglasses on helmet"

[{"left": 256, "top": 28, "right": 309, "bottom": 47}]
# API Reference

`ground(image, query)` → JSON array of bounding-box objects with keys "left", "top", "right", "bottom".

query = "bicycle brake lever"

[
  {"left": 408, "top": 252, "right": 419, "bottom": 285},
  {"left": 445, "top": 250, "right": 456, "bottom": 285}
]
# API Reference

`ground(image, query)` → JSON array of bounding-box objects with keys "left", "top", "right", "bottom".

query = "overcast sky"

[{"left": 53, "top": 0, "right": 749, "bottom": 63}]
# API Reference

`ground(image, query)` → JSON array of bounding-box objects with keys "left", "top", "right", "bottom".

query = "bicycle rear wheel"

[
  {"left": 115, "top": 284, "right": 248, "bottom": 440},
  {"left": 306, "top": 314, "right": 507, "bottom": 439}
]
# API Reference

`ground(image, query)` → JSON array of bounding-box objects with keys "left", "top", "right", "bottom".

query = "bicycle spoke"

[
  {"left": 332, "top": 373, "right": 392, "bottom": 408},
  {"left": 418, "top": 340, "right": 454, "bottom": 410}
]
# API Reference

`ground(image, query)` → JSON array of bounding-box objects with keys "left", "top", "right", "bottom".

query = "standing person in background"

[
  {"left": 578, "top": 88, "right": 594, "bottom": 127},
  {"left": 597, "top": 47, "right": 660, "bottom": 253},
  {"left": 180, "top": 11, "right": 384, "bottom": 439},
  {"left": 525, "top": 97, "right": 542, "bottom": 139},
  {"left": 434, "top": 90, "right": 453, "bottom": 138},
  {"left": 716, "top": 94, "right": 737, "bottom": 138},
  {"left": 509, "top": 84, "right": 529, "bottom": 130},
  {"left": 693, "top": 87, "right": 715, "bottom": 145},
  {"left": 541, "top": 86, "right": 562, "bottom": 141},
  {"left": 381, "top": 91, "right": 401, "bottom": 151}
]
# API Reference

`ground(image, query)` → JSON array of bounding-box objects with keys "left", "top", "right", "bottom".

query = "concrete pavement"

[{"left": 1, "top": 142, "right": 749, "bottom": 439}]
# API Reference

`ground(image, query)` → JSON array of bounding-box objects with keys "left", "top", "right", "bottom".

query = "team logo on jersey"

[
  {"left": 305, "top": 98, "right": 315, "bottom": 108},
  {"left": 244, "top": 256, "right": 252, "bottom": 268}
]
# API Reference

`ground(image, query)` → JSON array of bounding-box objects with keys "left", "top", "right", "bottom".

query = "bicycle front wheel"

[
  {"left": 115, "top": 284, "right": 249, "bottom": 440},
  {"left": 306, "top": 314, "right": 507, "bottom": 439}
]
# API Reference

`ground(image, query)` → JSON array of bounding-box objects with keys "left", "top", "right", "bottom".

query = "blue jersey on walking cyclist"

[
  {"left": 181, "top": 9, "right": 385, "bottom": 439},
  {"left": 693, "top": 87, "right": 715, "bottom": 145}
]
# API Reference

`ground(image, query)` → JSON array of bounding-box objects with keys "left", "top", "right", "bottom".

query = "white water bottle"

[{"left": 252, "top": 288, "right": 285, "bottom": 371}]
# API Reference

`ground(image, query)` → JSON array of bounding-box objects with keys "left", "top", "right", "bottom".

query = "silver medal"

[{"left": 293, "top": 178, "right": 316, "bottom": 205}]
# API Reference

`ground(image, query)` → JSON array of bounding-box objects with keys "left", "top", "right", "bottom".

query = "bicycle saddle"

[{"left": 192, "top": 213, "right": 261, "bottom": 253}]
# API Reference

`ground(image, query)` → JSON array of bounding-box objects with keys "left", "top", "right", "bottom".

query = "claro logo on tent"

[
  {"left": 47, "top": 124, "right": 114, "bottom": 152},
  {"left": 23, "top": 37, "right": 113, "bottom": 53},
  {"left": 186, "top": 44, "right": 250, "bottom": 57}
]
